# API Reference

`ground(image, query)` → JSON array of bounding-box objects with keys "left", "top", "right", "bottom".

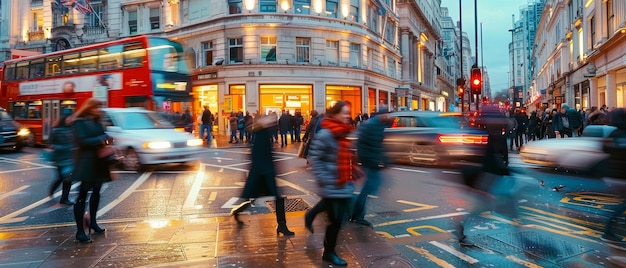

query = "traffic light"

[
  {"left": 457, "top": 85, "right": 464, "bottom": 97},
  {"left": 470, "top": 68, "right": 482, "bottom": 94}
]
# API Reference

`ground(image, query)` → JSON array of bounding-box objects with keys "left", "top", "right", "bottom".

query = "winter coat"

[
  {"left": 356, "top": 115, "right": 390, "bottom": 169},
  {"left": 72, "top": 116, "right": 112, "bottom": 183},
  {"left": 229, "top": 116, "right": 238, "bottom": 131},
  {"left": 302, "top": 115, "right": 321, "bottom": 157},
  {"left": 240, "top": 127, "right": 279, "bottom": 198},
  {"left": 278, "top": 114, "right": 292, "bottom": 132},
  {"left": 308, "top": 128, "right": 355, "bottom": 198},
  {"left": 49, "top": 124, "right": 75, "bottom": 167}
]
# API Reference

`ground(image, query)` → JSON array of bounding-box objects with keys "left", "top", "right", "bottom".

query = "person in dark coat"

[
  {"left": 301, "top": 110, "right": 321, "bottom": 161},
  {"left": 230, "top": 115, "right": 294, "bottom": 236},
  {"left": 278, "top": 110, "right": 292, "bottom": 147},
  {"left": 527, "top": 111, "right": 540, "bottom": 141},
  {"left": 350, "top": 107, "right": 392, "bottom": 227},
  {"left": 48, "top": 114, "right": 75, "bottom": 205},
  {"left": 71, "top": 98, "right": 113, "bottom": 243}
]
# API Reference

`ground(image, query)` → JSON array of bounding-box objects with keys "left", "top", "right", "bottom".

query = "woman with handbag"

[
  {"left": 48, "top": 114, "right": 75, "bottom": 205},
  {"left": 307, "top": 100, "right": 357, "bottom": 266},
  {"left": 70, "top": 98, "right": 113, "bottom": 243}
]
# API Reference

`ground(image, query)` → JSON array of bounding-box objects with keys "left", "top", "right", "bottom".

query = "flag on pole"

[{"left": 58, "top": 0, "right": 93, "bottom": 14}]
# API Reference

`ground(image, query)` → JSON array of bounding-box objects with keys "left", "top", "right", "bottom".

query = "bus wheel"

[{"left": 123, "top": 148, "right": 141, "bottom": 171}]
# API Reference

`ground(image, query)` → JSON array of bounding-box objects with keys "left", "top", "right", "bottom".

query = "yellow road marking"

[
  {"left": 407, "top": 225, "right": 447, "bottom": 236},
  {"left": 397, "top": 200, "right": 438, "bottom": 212},
  {"left": 406, "top": 245, "right": 455, "bottom": 268}
]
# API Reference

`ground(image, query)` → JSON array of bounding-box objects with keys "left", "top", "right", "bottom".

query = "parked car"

[
  {"left": 519, "top": 125, "right": 616, "bottom": 174},
  {"left": 382, "top": 111, "right": 489, "bottom": 166},
  {"left": 0, "top": 107, "right": 32, "bottom": 151},
  {"left": 101, "top": 108, "right": 204, "bottom": 170}
]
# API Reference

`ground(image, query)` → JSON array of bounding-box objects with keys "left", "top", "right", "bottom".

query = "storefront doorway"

[
  {"left": 326, "top": 85, "right": 362, "bottom": 119},
  {"left": 259, "top": 84, "right": 312, "bottom": 118}
]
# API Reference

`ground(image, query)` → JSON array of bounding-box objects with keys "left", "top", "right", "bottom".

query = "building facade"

[
  {"left": 533, "top": 0, "right": 625, "bottom": 112},
  {"left": 5, "top": 0, "right": 468, "bottom": 130}
]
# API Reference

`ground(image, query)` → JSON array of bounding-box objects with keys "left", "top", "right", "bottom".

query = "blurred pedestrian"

[
  {"left": 350, "top": 105, "right": 392, "bottom": 227},
  {"left": 294, "top": 111, "right": 304, "bottom": 142},
  {"left": 307, "top": 100, "right": 356, "bottom": 266},
  {"left": 301, "top": 110, "right": 321, "bottom": 163},
  {"left": 244, "top": 111, "right": 254, "bottom": 143},
  {"left": 514, "top": 110, "right": 528, "bottom": 149},
  {"left": 71, "top": 98, "right": 113, "bottom": 243},
  {"left": 237, "top": 111, "right": 245, "bottom": 142},
  {"left": 554, "top": 103, "right": 582, "bottom": 138},
  {"left": 229, "top": 112, "right": 238, "bottom": 143},
  {"left": 48, "top": 114, "right": 75, "bottom": 205},
  {"left": 200, "top": 106, "right": 213, "bottom": 144},
  {"left": 278, "top": 110, "right": 291, "bottom": 147},
  {"left": 527, "top": 111, "right": 540, "bottom": 141},
  {"left": 542, "top": 108, "right": 557, "bottom": 139},
  {"left": 230, "top": 114, "right": 294, "bottom": 236}
]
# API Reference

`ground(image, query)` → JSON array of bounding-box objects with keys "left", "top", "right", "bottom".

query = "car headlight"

[
  {"left": 17, "top": 128, "right": 31, "bottom": 136},
  {"left": 143, "top": 141, "right": 172, "bottom": 149},
  {"left": 187, "top": 139, "right": 203, "bottom": 147}
]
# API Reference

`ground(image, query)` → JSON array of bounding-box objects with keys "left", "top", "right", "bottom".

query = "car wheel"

[
  {"left": 408, "top": 144, "right": 437, "bottom": 165},
  {"left": 122, "top": 148, "right": 142, "bottom": 171}
]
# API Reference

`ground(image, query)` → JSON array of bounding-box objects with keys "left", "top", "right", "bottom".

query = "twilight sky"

[{"left": 441, "top": 0, "right": 533, "bottom": 93}]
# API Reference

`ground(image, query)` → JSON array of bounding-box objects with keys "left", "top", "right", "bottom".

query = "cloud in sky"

[{"left": 441, "top": 0, "right": 531, "bottom": 93}]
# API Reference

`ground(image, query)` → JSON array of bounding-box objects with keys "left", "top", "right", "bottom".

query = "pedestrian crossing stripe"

[
  {"left": 406, "top": 245, "right": 455, "bottom": 268},
  {"left": 506, "top": 255, "right": 543, "bottom": 268}
]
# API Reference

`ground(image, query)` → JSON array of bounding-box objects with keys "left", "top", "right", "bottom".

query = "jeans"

[
  {"left": 294, "top": 126, "right": 302, "bottom": 142},
  {"left": 351, "top": 167, "right": 382, "bottom": 221},
  {"left": 230, "top": 129, "right": 238, "bottom": 142},
  {"left": 280, "top": 131, "right": 288, "bottom": 145},
  {"left": 199, "top": 124, "right": 211, "bottom": 142}
]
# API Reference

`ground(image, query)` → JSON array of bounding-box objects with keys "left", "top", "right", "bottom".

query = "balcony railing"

[
  {"left": 83, "top": 25, "right": 106, "bottom": 36},
  {"left": 28, "top": 30, "right": 45, "bottom": 41}
]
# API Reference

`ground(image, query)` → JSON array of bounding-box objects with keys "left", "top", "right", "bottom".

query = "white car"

[
  {"left": 519, "top": 125, "right": 617, "bottom": 173},
  {"left": 102, "top": 108, "right": 204, "bottom": 170}
]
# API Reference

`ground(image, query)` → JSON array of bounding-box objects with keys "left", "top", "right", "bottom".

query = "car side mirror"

[{"left": 106, "top": 126, "right": 122, "bottom": 133}]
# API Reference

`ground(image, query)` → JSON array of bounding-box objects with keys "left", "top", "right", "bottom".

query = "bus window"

[
  {"left": 4, "top": 63, "right": 16, "bottom": 81},
  {"left": 123, "top": 43, "right": 145, "bottom": 68},
  {"left": 80, "top": 50, "right": 99, "bottom": 72},
  {"left": 11, "top": 102, "right": 26, "bottom": 119},
  {"left": 63, "top": 52, "right": 80, "bottom": 74},
  {"left": 28, "top": 101, "right": 42, "bottom": 119},
  {"left": 16, "top": 61, "right": 29, "bottom": 80},
  {"left": 29, "top": 59, "right": 45, "bottom": 78},
  {"left": 98, "top": 45, "right": 122, "bottom": 70},
  {"left": 45, "top": 56, "right": 62, "bottom": 76}
]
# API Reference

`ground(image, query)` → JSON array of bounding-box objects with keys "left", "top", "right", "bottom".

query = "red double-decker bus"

[{"left": 0, "top": 35, "right": 192, "bottom": 144}]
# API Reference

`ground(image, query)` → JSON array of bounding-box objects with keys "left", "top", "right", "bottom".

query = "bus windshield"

[{"left": 148, "top": 38, "right": 190, "bottom": 75}]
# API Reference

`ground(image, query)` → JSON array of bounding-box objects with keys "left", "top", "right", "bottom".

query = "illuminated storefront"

[
  {"left": 326, "top": 85, "right": 361, "bottom": 118},
  {"left": 259, "top": 84, "right": 312, "bottom": 117}
]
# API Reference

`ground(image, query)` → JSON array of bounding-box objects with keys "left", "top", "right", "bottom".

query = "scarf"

[{"left": 320, "top": 117, "right": 354, "bottom": 186}]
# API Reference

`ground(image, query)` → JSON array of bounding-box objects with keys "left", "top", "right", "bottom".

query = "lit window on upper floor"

[
  {"left": 261, "top": 36, "right": 277, "bottom": 63},
  {"left": 294, "top": 0, "right": 310, "bottom": 14},
  {"left": 325, "top": 0, "right": 338, "bottom": 18},
  {"left": 228, "top": 0, "right": 242, "bottom": 14},
  {"left": 260, "top": 0, "right": 277, "bottom": 12}
]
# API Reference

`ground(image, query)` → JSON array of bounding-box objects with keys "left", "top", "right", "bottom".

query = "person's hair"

[
  {"left": 74, "top": 98, "right": 103, "bottom": 120},
  {"left": 310, "top": 110, "right": 319, "bottom": 117},
  {"left": 326, "top": 100, "right": 347, "bottom": 116}
]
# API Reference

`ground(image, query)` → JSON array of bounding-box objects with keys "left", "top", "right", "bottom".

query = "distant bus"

[{"left": 0, "top": 35, "right": 192, "bottom": 144}]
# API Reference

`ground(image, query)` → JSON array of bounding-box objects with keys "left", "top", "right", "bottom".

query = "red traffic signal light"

[{"left": 470, "top": 68, "right": 482, "bottom": 94}]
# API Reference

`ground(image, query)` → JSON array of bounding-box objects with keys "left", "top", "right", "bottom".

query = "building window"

[
  {"left": 150, "top": 7, "right": 160, "bottom": 30},
  {"left": 606, "top": 0, "right": 614, "bottom": 35},
  {"left": 261, "top": 36, "right": 277, "bottom": 62},
  {"left": 86, "top": 1, "right": 103, "bottom": 27},
  {"left": 325, "top": 0, "right": 338, "bottom": 18},
  {"left": 385, "top": 20, "right": 395, "bottom": 42},
  {"left": 202, "top": 41, "right": 214, "bottom": 66},
  {"left": 32, "top": 10, "right": 43, "bottom": 31},
  {"left": 349, "top": 43, "right": 360, "bottom": 68},
  {"left": 326, "top": 40, "right": 339, "bottom": 65},
  {"left": 128, "top": 11, "right": 138, "bottom": 35},
  {"left": 388, "top": 57, "right": 396, "bottom": 78},
  {"left": 365, "top": 46, "right": 372, "bottom": 70},
  {"left": 52, "top": 4, "right": 71, "bottom": 27},
  {"left": 228, "top": 0, "right": 242, "bottom": 14},
  {"left": 368, "top": 6, "right": 378, "bottom": 32},
  {"left": 294, "top": 0, "right": 310, "bottom": 14},
  {"left": 296, "top": 37, "right": 310, "bottom": 63},
  {"left": 260, "top": 0, "right": 276, "bottom": 12},
  {"left": 229, "top": 37, "right": 244, "bottom": 63},
  {"left": 589, "top": 16, "right": 595, "bottom": 47},
  {"left": 350, "top": 4, "right": 359, "bottom": 22}
]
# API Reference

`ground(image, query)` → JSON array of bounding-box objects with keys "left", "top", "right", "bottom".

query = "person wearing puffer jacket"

[
  {"left": 48, "top": 114, "right": 75, "bottom": 205},
  {"left": 307, "top": 100, "right": 356, "bottom": 266}
]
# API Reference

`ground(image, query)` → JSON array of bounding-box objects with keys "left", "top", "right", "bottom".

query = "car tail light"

[{"left": 438, "top": 134, "right": 488, "bottom": 144}]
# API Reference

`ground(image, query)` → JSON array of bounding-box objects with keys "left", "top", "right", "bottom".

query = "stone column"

[
  {"left": 589, "top": 78, "right": 598, "bottom": 107},
  {"left": 606, "top": 71, "right": 617, "bottom": 108}
]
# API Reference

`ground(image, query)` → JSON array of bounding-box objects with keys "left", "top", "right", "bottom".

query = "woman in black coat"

[
  {"left": 71, "top": 98, "right": 112, "bottom": 242},
  {"left": 230, "top": 114, "right": 294, "bottom": 236}
]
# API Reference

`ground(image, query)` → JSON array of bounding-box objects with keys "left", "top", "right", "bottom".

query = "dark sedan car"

[
  {"left": 382, "top": 111, "right": 488, "bottom": 166},
  {"left": 0, "top": 107, "right": 32, "bottom": 151}
]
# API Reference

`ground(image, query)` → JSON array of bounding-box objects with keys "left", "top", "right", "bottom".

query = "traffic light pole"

[{"left": 459, "top": 0, "right": 464, "bottom": 113}]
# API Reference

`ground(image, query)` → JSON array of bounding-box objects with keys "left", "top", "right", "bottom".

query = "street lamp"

[
  {"left": 508, "top": 25, "right": 522, "bottom": 109},
  {"left": 480, "top": 22, "right": 485, "bottom": 99}
]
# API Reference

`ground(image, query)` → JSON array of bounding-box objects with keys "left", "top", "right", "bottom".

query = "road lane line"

[
  {"left": 208, "top": 192, "right": 217, "bottom": 201},
  {"left": 506, "top": 256, "right": 543, "bottom": 268},
  {"left": 429, "top": 241, "right": 480, "bottom": 264},
  {"left": 0, "top": 157, "right": 53, "bottom": 167},
  {"left": 0, "top": 185, "right": 30, "bottom": 201},
  {"left": 97, "top": 172, "right": 152, "bottom": 218},
  {"left": 374, "top": 212, "right": 469, "bottom": 227},
  {"left": 277, "top": 171, "right": 297, "bottom": 177},
  {"left": 183, "top": 164, "right": 206, "bottom": 210},
  {"left": 406, "top": 245, "right": 455, "bottom": 268},
  {"left": 0, "top": 167, "right": 51, "bottom": 174},
  {"left": 0, "top": 183, "right": 81, "bottom": 224},
  {"left": 391, "top": 167, "right": 430, "bottom": 174}
]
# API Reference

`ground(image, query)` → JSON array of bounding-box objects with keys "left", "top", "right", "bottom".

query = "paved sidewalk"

[{"left": 0, "top": 211, "right": 413, "bottom": 267}]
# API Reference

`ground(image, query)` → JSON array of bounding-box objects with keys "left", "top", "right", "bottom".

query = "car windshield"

[
  {"left": 109, "top": 111, "right": 174, "bottom": 130},
  {"left": 0, "top": 110, "right": 13, "bottom": 121}
]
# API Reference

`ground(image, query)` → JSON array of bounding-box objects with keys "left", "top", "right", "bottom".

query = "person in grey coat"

[
  {"left": 48, "top": 114, "right": 75, "bottom": 205},
  {"left": 71, "top": 98, "right": 113, "bottom": 243},
  {"left": 308, "top": 101, "right": 356, "bottom": 266}
]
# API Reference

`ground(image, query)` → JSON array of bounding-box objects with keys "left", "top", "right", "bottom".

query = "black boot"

[
  {"left": 275, "top": 197, "right": 294, "bottom": 236},
  {"left": 89, "top": 195, "right": 105, "bottom": 234},
  {"left": 73, "top": 201, "right": 90, "bottom": 242},
  {"left": 59, "top": 180, "right": 74, "bottom": 205}
]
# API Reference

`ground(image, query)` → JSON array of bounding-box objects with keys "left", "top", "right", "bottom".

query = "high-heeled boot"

[
  {"left": 89, "top": 196, "right": 105, "bottom": 234},
  {"left": 73, "top": 201, "right": 90, "bottom": 242},
  {"left": 275, "top": 197, "right": 294, "bottom": 236},
  {"left": 230, "top": 200, "right": 252, "bottom": 224}
]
